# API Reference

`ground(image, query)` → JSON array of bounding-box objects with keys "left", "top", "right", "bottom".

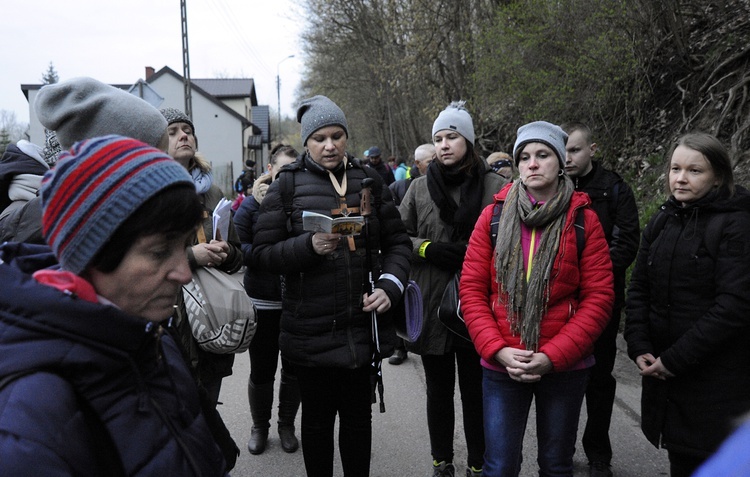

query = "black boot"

[
  {"left": 277, "top": 370, "right": 300, "bottom": 453},
  {"left": 247, "top": 379, "right": 274, "bottom": 455}
]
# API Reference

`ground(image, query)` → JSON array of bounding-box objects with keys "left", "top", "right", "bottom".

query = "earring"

[{"left": 558, "top": 169, "right": 565, "bottom": 177}]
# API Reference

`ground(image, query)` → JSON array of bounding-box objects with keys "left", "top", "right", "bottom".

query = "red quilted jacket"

[{"left": 460, "top": 183, "right": 614, "bottom": 371}]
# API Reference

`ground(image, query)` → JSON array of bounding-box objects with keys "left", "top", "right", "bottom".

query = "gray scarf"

[
  {"left": 494, "top": 175, "right": 574, "bottom": 350},
  {"left": 191, "top": 167, "right": 213, "bottom": 195}
]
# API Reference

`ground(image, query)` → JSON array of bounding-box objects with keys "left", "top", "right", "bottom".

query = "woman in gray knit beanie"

[
  {"left": 34, "top": 77, "right": 168, "bottom": 150},
  {"left": 399, "top": 100, "right": 507, "bottom": 477},
  {"left": 460, "top": 120, "right": 614, "bottom": 476},
  {"left": 252, "top": 94, "right": 412, "bottom": 477},
  {"left": 297, "top": 95, "right": 349, "bottom": 146}
]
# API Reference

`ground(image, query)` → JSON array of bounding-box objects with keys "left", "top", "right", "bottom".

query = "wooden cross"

[{"left": 332, "top": 197, "right": 358, "bottom": 251}]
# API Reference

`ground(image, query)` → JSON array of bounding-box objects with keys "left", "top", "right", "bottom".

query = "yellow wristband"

[{"left": 418, "top": 241, "right": 431, "bottom": 259}]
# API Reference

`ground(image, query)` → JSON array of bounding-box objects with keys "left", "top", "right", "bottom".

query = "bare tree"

[{"left": 0, "top": 110, "right": 27, "bottom": 149}]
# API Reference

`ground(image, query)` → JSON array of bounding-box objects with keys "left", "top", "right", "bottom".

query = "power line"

[{"left": 204, "top": 0, "right": 274, "bottom": 77}]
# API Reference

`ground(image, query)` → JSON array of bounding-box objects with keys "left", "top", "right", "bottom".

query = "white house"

[{"left": 22, "top": 65, "right": 271, "bottom": 196}]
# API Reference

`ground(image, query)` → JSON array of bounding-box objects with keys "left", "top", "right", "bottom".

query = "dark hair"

[
  {"left": 234, "top": 170, "right": 254, "bottom": 193},
  {"left": 665, "top": 132, "right": 734, "bottom": 197},
  {"left": 90, "top": 185, "right": 203, "bottom": 272},
  {"left": 453, "top": 139, "right": 484, "bottom": 176},
  {"left": 270, "top": 144, "right": 299, "bottom": 165}
]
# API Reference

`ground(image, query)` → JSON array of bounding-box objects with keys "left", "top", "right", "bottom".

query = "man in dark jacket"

[
  {"left": 562, "top": 122, "right": 640, "bottom": 477},
  {"left": 366, "top": 146, "right": 395, "bottom": 185}
]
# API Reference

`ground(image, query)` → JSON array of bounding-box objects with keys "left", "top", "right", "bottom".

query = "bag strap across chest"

[{"left": 489, "top": 202, "right": 585, "bottom": 260}]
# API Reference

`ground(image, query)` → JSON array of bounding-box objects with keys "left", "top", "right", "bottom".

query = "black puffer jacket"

[
  {"left": 252, "top": 154, "right": 411, "bottom": 368},
  {"left": 234, "top": 190, "right": 282, "bottom": 305},
  {"left": 625, "top": 187, "right": 750, "bottom": 457}
]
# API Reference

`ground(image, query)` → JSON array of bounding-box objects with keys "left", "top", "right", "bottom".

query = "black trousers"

[
  {"left": 422, "top": 346, "right": 485, "bottom": 470},
  {"left": 296, "top": 365, "right": 372, "bottom": 477},
  {"left": 582, "top": 302, "right": 622, "bottom": 464},
  {"left": 248, "top": 308, "right": 294, "bottom": 385},
  {"left": 668, "top": 450, "right": 706, "bottom": 477}
]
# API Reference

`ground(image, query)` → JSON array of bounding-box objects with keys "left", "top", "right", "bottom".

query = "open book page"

[
  {"left": 302, "top": 211, "right": 364, "bottom": 236},
  {"left": 212, "top": 197, "right": 233, "bottom": 241}
]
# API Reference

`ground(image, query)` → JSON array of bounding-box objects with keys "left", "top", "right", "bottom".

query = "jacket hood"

[
  {"left": 0, "top": 144, "right": 49, "bottom": 178},
  {"left": 665, "top": 184, "right": 750, "bottom": 216},
  {"left": 0, "top": 144, "right": 50, "bottom": 209},
  {"left": 0, "top": 243, "right": 157, "bottom": 379}
]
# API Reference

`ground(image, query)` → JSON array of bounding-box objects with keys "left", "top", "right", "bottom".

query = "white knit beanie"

[{"left": 431, "top": 101, "right": 475, "bottom": 144}]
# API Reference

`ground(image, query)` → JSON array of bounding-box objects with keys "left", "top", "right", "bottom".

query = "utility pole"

[
  {"left": 180, "top": 0, "right": 193, "bottom": 119},
  {"left": 276, "top": 55, "right": 294, "bottom": 141}
]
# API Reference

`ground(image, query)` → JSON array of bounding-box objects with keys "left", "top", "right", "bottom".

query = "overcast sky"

[{"left": 0, "top": 0, "right": 305, "bottom": 126}]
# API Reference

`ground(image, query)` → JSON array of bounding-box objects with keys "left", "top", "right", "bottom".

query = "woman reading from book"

[{"left": 251, "top": 95, "right": 411, "bottom": 477}]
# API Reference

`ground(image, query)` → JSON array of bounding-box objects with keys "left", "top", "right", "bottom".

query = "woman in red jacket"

[{"left": 460, "top": 121, "right": 614, "bottom": 477}]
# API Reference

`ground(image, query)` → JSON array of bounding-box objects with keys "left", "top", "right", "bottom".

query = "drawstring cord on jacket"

[{"left": 681, "top": 207, "right": 700, "bottom": 241}]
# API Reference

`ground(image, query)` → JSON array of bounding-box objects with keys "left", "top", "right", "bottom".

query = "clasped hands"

[
  {"left": 193, "top": 240, "right": 230, "bottom": 268},
  {"left": 636, "top": 353, "right": 675, "bottom": 381},
  {"left": 495, "top": 347, "right": 553, "bottom": 383}
]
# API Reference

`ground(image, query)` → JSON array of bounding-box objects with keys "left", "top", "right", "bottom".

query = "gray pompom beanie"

[
  {"left": 513, "top": 121, "right": 568, "bottom": 169},
  {"left": 431, "top": 101, "right": 475, "bottom": 144},
  {"left": 297, "top": 95, "right": 349, "bottom": 145},
  {"left": 34, "top": 77, "right": 168, "bottom": 150}
]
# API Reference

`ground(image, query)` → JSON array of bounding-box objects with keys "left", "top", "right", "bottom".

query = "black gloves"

[{"left": 423, "top": 241, "right": 466, "bottom": 272}]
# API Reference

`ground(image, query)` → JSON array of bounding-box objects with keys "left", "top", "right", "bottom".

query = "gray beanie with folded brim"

[
  {"left": 432, "top": 101, "right": 475, "bottom": 144},
  {"left": 296, "top": 95, "right": 349, "bottom": 145},
  {"left": 513, "top": 121, "right": 568, "bottom": 169},
  {"left": 34, "top": 77, "right": 168, "bottom": 149}
]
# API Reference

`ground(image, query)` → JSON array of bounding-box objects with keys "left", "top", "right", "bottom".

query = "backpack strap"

[
  {"left": 489, "top": 202, "right": 504, "bottom": 248},
  {"left": 490, "top": 202, "right": 585, "bottom": 261},
  {"left": 573, "top": 207, "right": 585, "bottom": 261},
  {"left": 0, "top": 370, "right": 126, "bottom": 476},
  {"left": 277, "top": 165, "right": 298, "bottom": 234},
  {"left": 278, "top": 168, "right": 295, "bottom": 218},
  {"left": 645, "top": 208, "right": 669, "bottom": 243}
]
